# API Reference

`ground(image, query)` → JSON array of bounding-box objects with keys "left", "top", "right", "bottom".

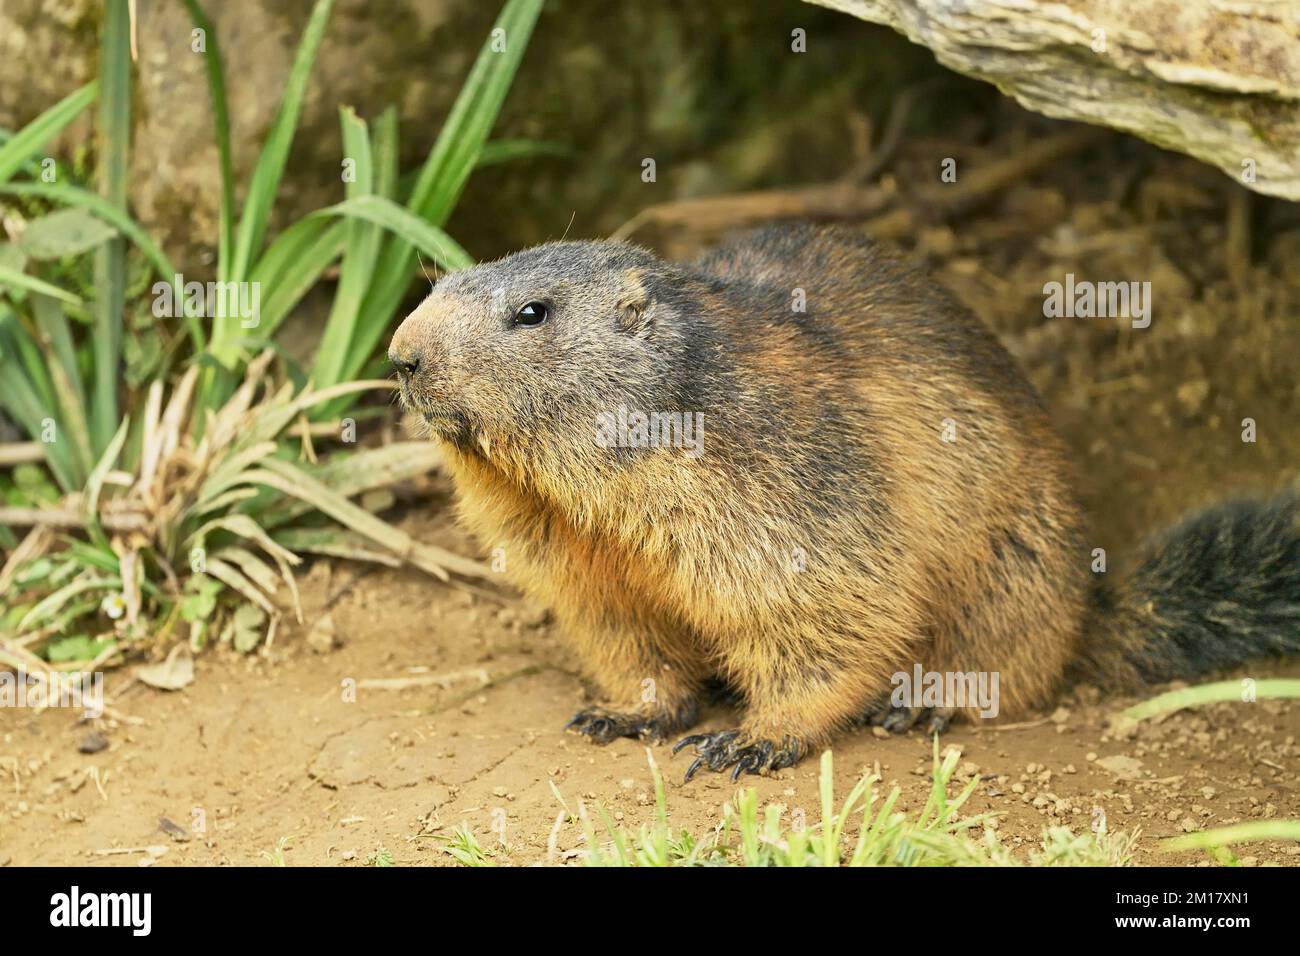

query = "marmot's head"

[{"left": 390, "top": 240, "right": 700, "bottom": 463}]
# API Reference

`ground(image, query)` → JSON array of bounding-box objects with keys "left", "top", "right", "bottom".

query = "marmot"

[{"left": 389, "top": 223, "right": 1300, "bottom": 780}]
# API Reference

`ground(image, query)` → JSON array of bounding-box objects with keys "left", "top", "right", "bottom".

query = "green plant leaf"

[
  {"left": 17, "top": 574, "right": 120, "bottom": 632},
  {"left": 247, "top": 216, "right": 346, "bottom": 340},
  {"left": 182, "top": 0, "right": 235, "bottom": 283},
  {"left": 0, "top": 308, "right": 80, "bottom": 492},
  {"left": 229, "top": 601, "right": 268, "bottom": 653},
  {"left": 475, "top": 137, "right": 569, "bottom": 168},
  {"left": 0, "top": 183, "right": 202, "bottom": 350},
  {"left": 18, "top": 207, "right": 118, "bottom": 260},
  {"left": 1115, "top": 679, "right": 1300, "bottom": 731},
  {"left": 0, "top": 183, "right": 173, "bottom": 275},
  {"left": 89, "top": 0, "right": 131, "bottom": 455},
  {"left": 311, "top": 108, "right": 385, "bottom": 392},
  {"left": 355, "top": 0, "right": 542, "bottom": 384},
  {"left": 317, "top": 195, "right": 474, "bottom": 272},
  {"left": 1161, "top": 821, "right": 1300, "bottom": 853},
  {"left": 180, "top": 574, "right": 224, "bottom": 623},
  {"left": 83, "top": 414, "right": 130, "bottom": 530},
  {"left": 0, "top": 82, "right": 97, "bottom": 184},
  {"left": 405, "top": 0, "right": 543, "bottom": 228},
  {"left": 46, "top": 634, "right": 117, "bottom": 663},
  {"left": 371, "top": 105, "right": 399, "bottom": 201},
  {"left": 31, "top": 294, "right": 94, "bottom": 483},
  {"left": 226, "top": 0, "right": 335, "bottom": 290}
]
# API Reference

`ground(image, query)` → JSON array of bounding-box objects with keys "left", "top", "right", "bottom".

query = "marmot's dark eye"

[{"left": 514, "top": 301, "right": 549, "bottom": 326}]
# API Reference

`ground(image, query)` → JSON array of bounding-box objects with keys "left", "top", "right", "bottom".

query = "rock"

[
  {"left": 805, "top": 0, "right": 1300, "bottom": 198},
  {"left": 307, "top": 613, "right": 342, "bottom": 654},
  {"left": 158, "top": 817, "right": 191, "bottom": 842},
  {"left": 1095, "top": 754, "right": 1145, "bottom": 780},
  {"left": 77, "top": 732, "right": 109, "bottom": 755}
]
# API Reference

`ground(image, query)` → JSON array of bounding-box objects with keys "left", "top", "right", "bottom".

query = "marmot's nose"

[{"left": 389, "top": 348, "right": 421, "bottom": 379}]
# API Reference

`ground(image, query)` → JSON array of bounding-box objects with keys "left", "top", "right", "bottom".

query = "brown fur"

[{"left": 388, "top": 223, "right": 1296, "bottom": 777}]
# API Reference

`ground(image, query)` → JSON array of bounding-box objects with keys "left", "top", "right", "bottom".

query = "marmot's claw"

[
  {"left": 565, "top": 707, "right": 667, "bottom": 745},
  {"left": 926, "top": 709, "right": 953, "bottom": 736},
  {"left": 881, "top": 706, "right": 925, "bottom": 733},
  {"left": 672, "top": 730, "right": 802, "bottom": 782},
  {"left": 867, "top": 704, "right": 953, "bottom": 736}
]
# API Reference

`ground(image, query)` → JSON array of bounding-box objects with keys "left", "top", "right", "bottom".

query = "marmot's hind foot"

[
  {"left": 865, "top": 703, "right": 953, "bottom": 736},
  {"left": 565, "top": 707, "right": 673, "bottom": 745},
  {"left": 672, "top": 730, "right": 804, "bottom": 782}
]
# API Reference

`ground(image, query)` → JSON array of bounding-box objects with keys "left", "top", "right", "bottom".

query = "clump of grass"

[
  {"left": 2, "top": 0, "right": 536, "bottom": 671},
  {"left": 184, "top": 0, "right": 548, "bottom": 415},
  {"left": 553, "top": 742, "right": 1136, "bottom": 868},
  {"left": 0, "top": 350, "right": 489, "bottom": 667},
  {"left": 261, "top": 835, "right": 291, "bottom": 867},
  {"left": 441, "top": 825, "right": 496, "bottom": 867}
]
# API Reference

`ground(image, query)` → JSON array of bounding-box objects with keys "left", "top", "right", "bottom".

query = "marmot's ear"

[{"left": 616, "top": 270, "right": 654, "bottom": 335}]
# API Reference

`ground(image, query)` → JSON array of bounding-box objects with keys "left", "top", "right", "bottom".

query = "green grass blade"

[
  {"left": 0, "top": 82, "right": 97, "bottom": 184},
  {"left": 247, "top": 216, "right": 345, "bottom": 339},
  {"left": 475, "top": 138, "right": 569, "bottom": 168},
  {"left": 0, "top": 264, "right": 83, "bottom": 306},
  {"left": 90, "top": 0, "right": 131, "bottom": 455},
  {"left": 1161, "top": 821, "right": 1300, "bottom": 853},
  {"left": 17, "top": 574, "right": 121, "bottom": 632},
  {"left": 225, "top": 0, "right": 335, "bottom": 292},
  {"left": 4, "top": 311, "right": 57, "bottom": 413},
  {"left": 311, "top": 107, "right": 382, "bottom": 391},
  {"left": 317, "top": 195, "right": 473, "bottom": 272},
  {"left": 0, "top": 309, "right": 78, "bottom": 491},
  {"left": 319, "top": 194, "right": 473, "bottom": 388},
  {"left": 405, "top": 0, "right": 543, "bottom": 226},
  {"left": 31, "top": 295, "right": 94, "bottom": 483},
  {"left": 309, "top": 190, "right": 473, "bottom": 396},
  {"left": 371, "top": 106, "right": 399, "bottom": 201},
  {"left": 1116, "top": 679, "right": 1300, "bottom": 731},
  {"left": 360, "top": 0, "right": 541, "bottom": 348},
  {"left": 181, "top": 0, "right": 234, "bottom": 284},
  {"left": 339, "top": 107, "right": 375, "bottom": 199}
]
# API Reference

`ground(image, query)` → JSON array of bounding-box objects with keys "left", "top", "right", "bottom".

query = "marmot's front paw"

[
  {"left": 564, "top": 707, "right": 672, "bottom": 745},
  {"left": 671, "top": 730, "right": 804, "bottom": 782}
]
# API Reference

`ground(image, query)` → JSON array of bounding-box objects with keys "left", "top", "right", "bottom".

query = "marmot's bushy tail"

[{"left": 1071, "top": 492, "right": 1300, "bottom": 690}]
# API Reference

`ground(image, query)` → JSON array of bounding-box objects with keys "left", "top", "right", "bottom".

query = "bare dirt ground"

[
  {"left": 2, "top": 513, "right": 1299, "bottom": 867},
  {"left": 3, "top": 121, "right": 1299, "bottom": 867}
]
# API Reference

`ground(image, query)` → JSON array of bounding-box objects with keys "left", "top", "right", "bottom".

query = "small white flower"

[{"left": 101, "top": 592, "right": 127, "bottom": 620}]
